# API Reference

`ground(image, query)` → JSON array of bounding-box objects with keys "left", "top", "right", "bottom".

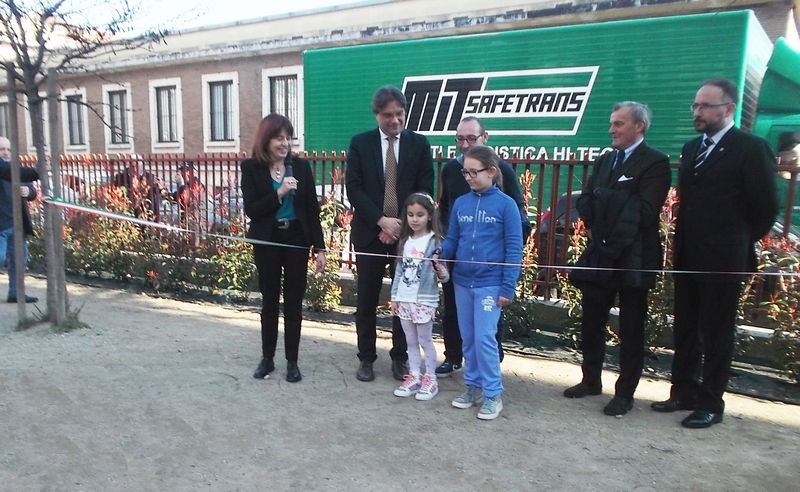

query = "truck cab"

[{"left": 752, "top": 38, "right": 800, "bottom": 235}]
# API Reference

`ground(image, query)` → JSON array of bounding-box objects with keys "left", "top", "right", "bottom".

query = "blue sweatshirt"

[{"left": 440, "top": 185, "right": 523, "bottom": 299}]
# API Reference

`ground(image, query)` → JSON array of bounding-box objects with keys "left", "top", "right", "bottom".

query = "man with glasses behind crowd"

[
  {"left": 651, "top": 78, "right": 778, "bottom": 428},
  {"left": 436, "top": 116, "right": 530, "bottom": 376}
]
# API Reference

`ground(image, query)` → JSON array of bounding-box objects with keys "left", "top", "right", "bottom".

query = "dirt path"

[{"left": 1, "top": 276, "right": 799, "bottom": 491}]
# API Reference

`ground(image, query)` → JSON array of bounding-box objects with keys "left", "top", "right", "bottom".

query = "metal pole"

[
  {"left": 5, "top": 62, "right": 26, "bottom": 319},
  {"left": 47, "top": 68, "right": 66, "bottom": 325}
]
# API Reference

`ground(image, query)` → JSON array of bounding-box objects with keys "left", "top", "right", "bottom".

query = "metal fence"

[{"left": 20, "top": 151, "right": 800, "bottom": 294}]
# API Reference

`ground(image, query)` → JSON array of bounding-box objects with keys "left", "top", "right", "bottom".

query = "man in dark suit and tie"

[
  {"left": 651, "top": 78, "right": 778, "bottom": 428},
  {"left": 564, "top": 102, "right": 671, "bottom": 417},
  {"left": 345, "top": 86, "right": 434, "bottom": 382}
]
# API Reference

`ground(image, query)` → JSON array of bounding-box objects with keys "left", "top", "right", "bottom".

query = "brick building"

[{"left": 1, "top": 0, "right": 797, "bottom": 156}]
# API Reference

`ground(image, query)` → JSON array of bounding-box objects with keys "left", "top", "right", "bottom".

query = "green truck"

[{"left": 304, "top": 9, "right": 800, "bottom": 226}]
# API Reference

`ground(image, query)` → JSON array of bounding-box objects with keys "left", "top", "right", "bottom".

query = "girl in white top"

[{"left": 390, "top": 193, "right": 449, "bottom": 400}]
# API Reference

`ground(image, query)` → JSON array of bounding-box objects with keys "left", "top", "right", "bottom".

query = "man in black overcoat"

[{"left": 565, "top": 102, "right": 670, "bottom": 417}]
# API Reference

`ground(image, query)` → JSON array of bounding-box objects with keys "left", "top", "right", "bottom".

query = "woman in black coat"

[{"left": 241, "top": 114, "right": 326, "bottom": 383}]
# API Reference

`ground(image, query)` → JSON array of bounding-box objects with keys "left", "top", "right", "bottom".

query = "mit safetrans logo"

[{"left": 402, "top": 66, "right": 598, "bottom": 136}]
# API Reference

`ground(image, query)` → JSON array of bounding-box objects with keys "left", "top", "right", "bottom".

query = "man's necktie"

[
  {"left": 614, "top": 149, "right": 624, "bottom": 169},
  {"left": 383, "top": 136, "right": 398, "bottom": 218},
  {"left": 694, "top": 137, "right": 714, "bottom": 167}
]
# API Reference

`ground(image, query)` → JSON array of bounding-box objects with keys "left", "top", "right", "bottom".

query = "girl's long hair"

[
  {"left": 464, "top": 145, "right": 504, "bottom": 190},
  {"left": 396, "top": 192, "right": 443, "bottom": 261}
]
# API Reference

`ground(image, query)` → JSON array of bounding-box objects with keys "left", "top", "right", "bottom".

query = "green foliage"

[
  {"left": 741, "top": 235, "right": 800, "bottom": 382},
  {"left": 210, "top": 222, "right": 258, "bottom": 299},
  {"left": 14, "top": 316, "right": 39, "bottom": 332},
  {"left": 643, "top": 188, "right": 678, "bottom": 347},
  {"left": 503, "top": 296, "right": 539, "bottom": 338},
  {"left": 305, "top": 171, "right": 349, "bottom": 312},
  {"left": 52, "top": 301, "right": 91, "bottom": 333},
  {"left": 555, "top": 221, "right": 588, "bottom": 349},
  {"left": 64, "top": 186, "right": 144, "bottom": 280},
  {"left": 45, "top": 178, "right": 259, "bottom": 298}
]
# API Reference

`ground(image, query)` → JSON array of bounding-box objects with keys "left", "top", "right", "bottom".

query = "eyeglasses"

[
  {"left": 455, "top": 134, "right": 484, "bottom": 144},
  {"left": 460, "top": 167, "right": 489, "bottom": 179},
  {"left": 690, "top": 102, "right": 732, "bottom": 111}
]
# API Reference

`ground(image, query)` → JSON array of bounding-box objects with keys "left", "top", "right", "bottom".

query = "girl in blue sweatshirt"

[{"left": 436, "top": 146, "right": 522, "bottom": 420}]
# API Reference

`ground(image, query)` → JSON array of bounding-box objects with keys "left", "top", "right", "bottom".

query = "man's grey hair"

[
  {"left": 612, "top": 101, "right": 652, "bottom": 133},
  {"left": 371, "top": 86, "right": 407, "bottom": 114}
]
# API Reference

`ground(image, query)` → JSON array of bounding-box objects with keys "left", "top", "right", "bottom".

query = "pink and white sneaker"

[
  {"left": 394, "top": 373, "right": 421, "bottom": 397},
  {"left": 415, "top": 374, "right": 438, "bottom": 401}
]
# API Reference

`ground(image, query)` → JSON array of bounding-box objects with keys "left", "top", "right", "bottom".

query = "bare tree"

[{"left": 1, "top": 0, "right": 167, "bottom": 325}]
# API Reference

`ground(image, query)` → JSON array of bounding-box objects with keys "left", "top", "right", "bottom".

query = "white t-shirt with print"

[{"left": 393, "top": 231, "right": 434, "bottom": 303}]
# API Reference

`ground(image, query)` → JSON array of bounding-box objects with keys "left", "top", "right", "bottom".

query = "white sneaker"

[
  {"left": 415, "top": 374, "right": 438, "bottom": 401},
  {"left": 478, "top": 395, "right": 503, "bottom": 420},
  {"left": 393, "top": 373, "right": 421, "bottom": 397},
  {"left": 452, "top": 386, "right": 484, "bottom": 409}
]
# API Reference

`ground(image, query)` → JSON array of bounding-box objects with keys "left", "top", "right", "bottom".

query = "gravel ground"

[{"left": 1, "top": 276, "right": 799, "bottom": 491}]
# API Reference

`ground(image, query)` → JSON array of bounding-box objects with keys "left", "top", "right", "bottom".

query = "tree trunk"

[
  {"left": 27, "top": 95, "right": 59, "bottom": 323},
  {"left": 47, "top": 70, "right": 67, "bottom": 326}
]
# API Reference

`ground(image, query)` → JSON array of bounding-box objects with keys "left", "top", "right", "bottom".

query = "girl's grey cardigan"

[{"left": 390, "top": 236, "right": 449, "bottom": 308}]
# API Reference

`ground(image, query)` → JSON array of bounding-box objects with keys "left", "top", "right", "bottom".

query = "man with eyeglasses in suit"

[
  {"left": 651, "top": 78, "right": 778, "bottom": 428},
  {"left": 436, "top": 116, "right": 529, "bottom": 377}
]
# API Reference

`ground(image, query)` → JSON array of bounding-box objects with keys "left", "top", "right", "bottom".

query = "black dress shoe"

[
  {"left": 681, "top": 410, "right": 723, "bottom": 429},
  {"left": 253, "top": 357, "right": 275, "bottom": 379},
  {"left": 391, "top": 360, "right": 409, "bottom": 381},
  {"left": 651, "top": 398, "right": 695, "bottom": 413},
  {"left": 356, "top": 361, "right": 374, "bottom": 381},
  {"left": 7, "top": 295, "right": 38, "bottom": 303},
  {"left": 603, "top": 396, "right": 634, "bottom": 416},
  {"left": 286, "top": 361, "right": 302, "bottom": 383},
  {"left": 563, "top": 381, "right": 602, "bottom": 398}
]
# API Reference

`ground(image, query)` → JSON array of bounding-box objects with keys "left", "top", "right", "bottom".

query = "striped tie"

[
  {"left": 383, "top": 136, "right": 398, "bottom": 218},
  {"left": 694, "top": 137, "right": 714, "bottom": 167}
]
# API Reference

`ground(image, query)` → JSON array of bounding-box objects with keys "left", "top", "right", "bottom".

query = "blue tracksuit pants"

[{"left": 454, "top": 283, "right": 504, "bottom": 398}]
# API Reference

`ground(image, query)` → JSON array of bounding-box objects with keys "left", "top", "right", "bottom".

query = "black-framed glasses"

[
  {"left": 690, "top": 102, "right": 732, "bottom": 111},
  {"left": 460, "top": 167, "right": 489, "bottom": 179},
  {"left": 455, "top": 134, "right": 484, "bottom": 144}
]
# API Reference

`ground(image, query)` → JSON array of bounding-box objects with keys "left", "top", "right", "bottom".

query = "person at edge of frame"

[
  {"left": 0, "top": 136, "right": 40, "bottom": 304},
  {"left": 651, "top": 78, "right": 778, "bottom": 429}
]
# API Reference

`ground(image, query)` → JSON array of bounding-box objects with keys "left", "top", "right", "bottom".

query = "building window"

[
  {"left": 262, "top": 66, "right": 304, "bottom": 150},
  {"left": 270, "top": 75, "right": 298, "bottom": 124},
  {"left": 156, "top": 86, "right": 178, "bottom": 143},
  {"left": 103, "top": 83, "right": 134, "bottom": 153},
  {"left": 109, "top": 91, "right": 128, "bottom": 144},
  {"left": 0, "top": 101, "right": 8, "bottom": 138},
  {"left": 209, "top": 81, "right": 233, "bottom": 141},
  {"left": 149, "top": 77, "right": 183, "bottom": 153},
  {"left": 66, "top": 95, "right": 85, "bottom": 146},
  {"left": 60, "top": 88, "right": 89, "bottom": 153},
  {"left": 201, "top": 72, "right": 239, "bottom": 153}
]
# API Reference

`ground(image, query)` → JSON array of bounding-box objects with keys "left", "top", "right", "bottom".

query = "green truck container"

[{"left": 304, "top": 9, "right": 800, "bottom": 222}]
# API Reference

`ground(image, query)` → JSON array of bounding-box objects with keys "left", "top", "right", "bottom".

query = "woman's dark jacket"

[{"left": 240, "top": 155, "right": 325, "bottom": 252}]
